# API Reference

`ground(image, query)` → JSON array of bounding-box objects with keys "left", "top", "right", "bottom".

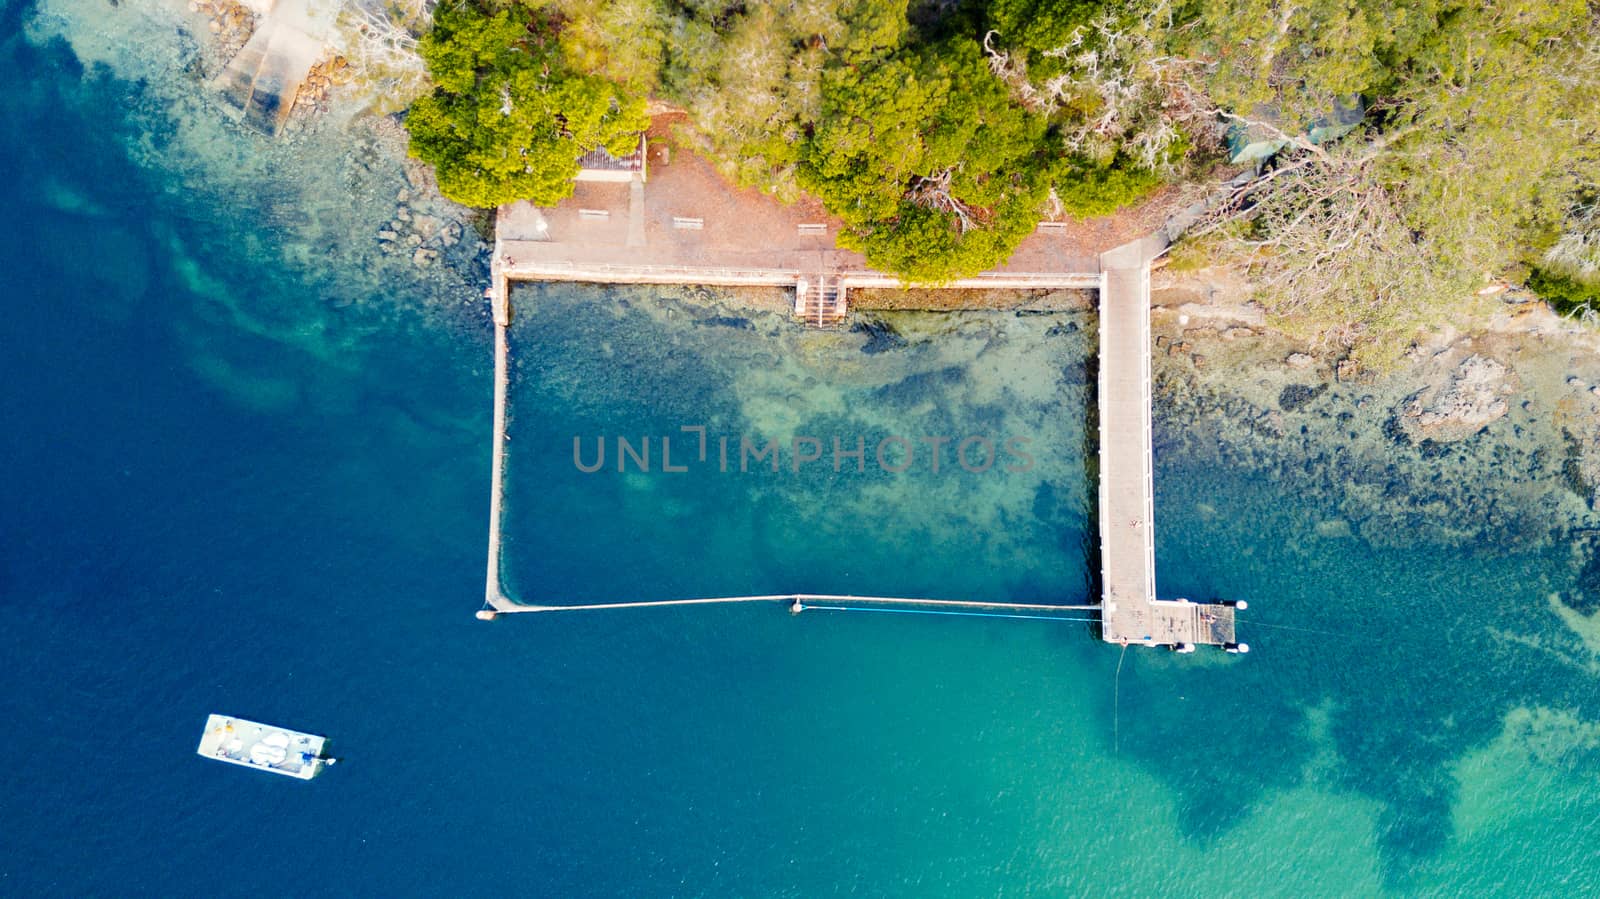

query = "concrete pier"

[
  {"left": 482, "top": 259, "right": 513, "bottom": 612},
  {"left": 1096, "top": 236, "right": 1239, "bottom": 647}
]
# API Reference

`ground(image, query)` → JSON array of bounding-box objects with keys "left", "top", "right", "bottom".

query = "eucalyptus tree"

[
  {"left": 798, "top": 39, "right": 1056, "bottom": 282},
  {"left": 404, "top": 3, "right": 648, "bottom": 209}
]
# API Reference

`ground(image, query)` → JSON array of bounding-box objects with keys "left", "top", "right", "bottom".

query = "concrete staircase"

[
  {"left": 213, "top": 0, "right": 333, "bottom": 135},
  {"left": 795, "top": 274, "right": 848, "bottom": 328}
]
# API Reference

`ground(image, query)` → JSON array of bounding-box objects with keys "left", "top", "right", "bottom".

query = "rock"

[
  {"left": 1286, "top": 352, "right": 1315, "bottom": 370},
  {"left": 395, "top": 206, "right": 411, "bottom": 223},
  {"left": 441, "top": 222, "right": 462, "bottom": 247},
  {"left": 1191, "top": 354, "right": 1207, "bottom": 369},
  {"left": 397, "top": 189, "right": 411, "bottom": 203},
  {"left": 411, "top": 214, "right": 442, "bottom": 241},
  {"left": 1395, "top": 354, "right": 1516, "bottom": 442},
  {"left": 412, "top": 248, "right": 439, "bottom": 266},
  {"left": 404, "top": 233, "right": 422, "bottom": 248},
  {"left": 375, "top": 229, "right": 398, "bottom": 242},
  {"left": 1279, "top": 383, "right": 1325, "bottom": 412},
  {"left": 1177, "top": 302, "right": 1267, "bottom": 327},
  {"left": 1336, "top": 359, "right": 1360, "bottom": 382},
  {"left": 1223, "top": 327, "right": 1255, "bottom": 340},
  {"left": 1315, "top": 519, "right": 1353, "bottom": 539}
]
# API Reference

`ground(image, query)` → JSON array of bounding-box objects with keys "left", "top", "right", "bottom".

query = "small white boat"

[{"left": 196, "top": 714, "right": 336, "bottom": 780}]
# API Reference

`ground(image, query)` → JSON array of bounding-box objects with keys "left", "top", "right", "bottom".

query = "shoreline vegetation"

[{"left": 371, "top": 0, "right": 1599, "bottom": 367}]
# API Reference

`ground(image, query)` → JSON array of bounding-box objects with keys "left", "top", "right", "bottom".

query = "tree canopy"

[
  {"left": 405, "top": 3, "right": 648, "bottom": 209},
  {"left": 398, "top": 0, "right": 1600, "bottom": 314},
  {"left": 401, "top": 0, "right": 1178, "bottom": 280},
  {"left": 798, "top": 40, "right": 1054, "bottom": 281}
]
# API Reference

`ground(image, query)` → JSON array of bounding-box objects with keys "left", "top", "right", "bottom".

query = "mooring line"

[
  {"left": 496, "top": 593, "right": 1101, "bottom": 614},
  {"left": 1243, "top": 620, "right": 1343, "bottom": 637},
  {"left": 802, "top": 605, "right": 1098, "bottom": 623},
  {"left": 1114, "top": 643, "right": 1128, "bottom": 756}
]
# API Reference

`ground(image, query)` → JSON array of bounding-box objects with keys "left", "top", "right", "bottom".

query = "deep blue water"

[{"left": 6, "top": 4, "right": 1600, "bottom": 895}]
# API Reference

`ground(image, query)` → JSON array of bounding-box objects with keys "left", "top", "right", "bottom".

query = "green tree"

[
  {"left": 985, "top": 0, "right": 1103, "bottom": 79},
  {"left": 405, "top": 3, "right": 648, "bottom": 209},
  {"left": 1180, "top": 0, "right": 1425, "bottom": 130},
  {"left": 557, "top": 0, "right": 668, "bottom": 94},
  {"left": 1055, "top": 154, "right": 1163, "bottom": 217},
  {"left": 981, "top": 0, "right": 1186, "bottom": 212},
  {"left": 798, "top": 39, "right": 1054, "bottom": 282},
  {"left": 648, "top": 0, "right": 908, "bottom": 200}
]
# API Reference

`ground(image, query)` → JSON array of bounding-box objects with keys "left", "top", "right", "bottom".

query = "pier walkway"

[
  {"left": 1096, "top": 237, "right": 1239, "bottom": 648},
  {"left": 483, "top": 276, "right": 512, "bottom": 611}
]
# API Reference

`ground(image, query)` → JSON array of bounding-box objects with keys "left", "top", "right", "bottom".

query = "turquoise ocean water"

[{"left": 4, "top": 2, "right": 1600, "bottom": 894}]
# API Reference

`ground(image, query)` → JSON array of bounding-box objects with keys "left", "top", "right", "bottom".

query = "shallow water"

[
  {"left": 5, "top": 1, "right": 1600, "bottom": 895},
  {"left": 501, "top": 283, "right": 1095, "bottom": 606}
]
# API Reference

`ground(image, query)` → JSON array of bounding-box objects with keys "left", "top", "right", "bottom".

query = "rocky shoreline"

[
  {"left": 1139, "top": 266, "right": 1600, "bottom": 626},
  {"left": 188, "top": 0, "right": 254, "bottom": 60}
]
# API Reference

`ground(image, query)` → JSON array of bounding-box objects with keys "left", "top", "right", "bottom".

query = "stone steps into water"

[{"left": 212, "top": 0, "right": 333, "bottom": 136}]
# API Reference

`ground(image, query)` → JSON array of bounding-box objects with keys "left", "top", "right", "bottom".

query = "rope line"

[
  {"left": 1114, "top": 643, "right": 1128, "bottom": 756},
  {"left": 802, "top": 605, "right": 1099, "bottom": 623},
  {"left": 499, "top": 593, "right": 1102, "bottom": 614},
  {"left": 1243, "top": 620, "right": 1340, "bottom": 637}
]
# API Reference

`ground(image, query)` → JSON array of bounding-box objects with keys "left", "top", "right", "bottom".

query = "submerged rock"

[
  {"left": 1278, "top": 383, "right": 1325, "bottom": 413},
  {"left": 1396, "top": 354, "right": 1517, "bottom": 442},
  {"left": 1314, "top": 519, "right": 1353, "bottom": 539},
  {"left": 853, "top": 318, "right": 907, "bottom": 355},
  {"left": 411, "top": 214, "right": 442, "bottom": 241}
]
